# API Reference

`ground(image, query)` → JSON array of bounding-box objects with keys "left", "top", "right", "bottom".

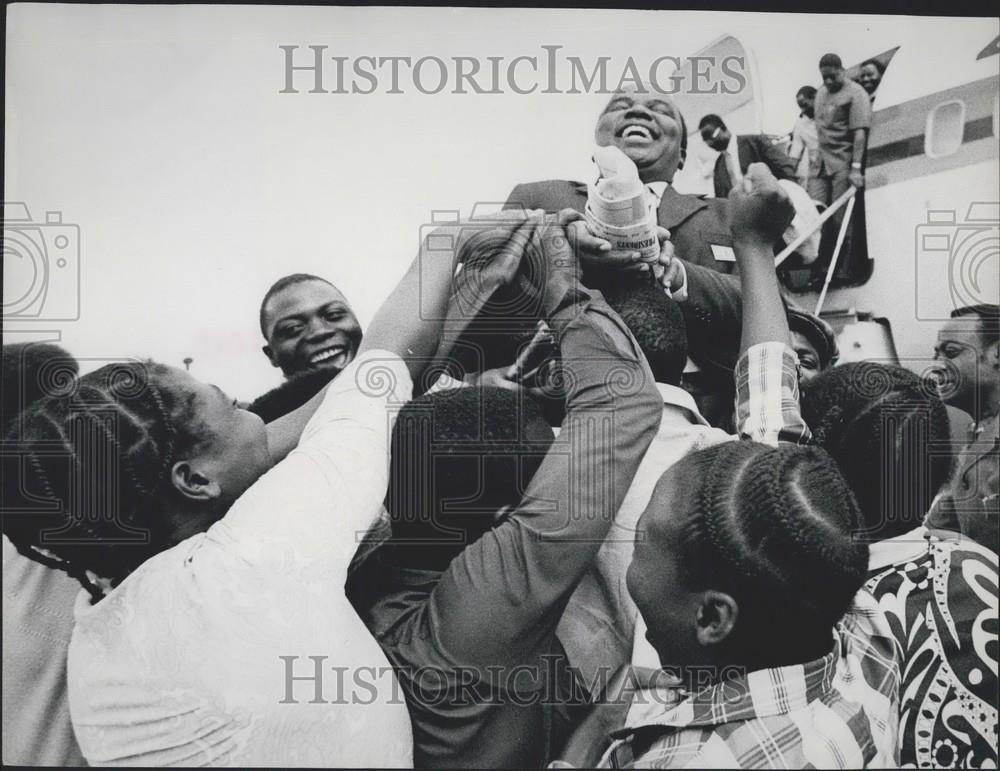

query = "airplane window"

[{"left": 925, "top": 99, "right": 965, "bottom": 158}]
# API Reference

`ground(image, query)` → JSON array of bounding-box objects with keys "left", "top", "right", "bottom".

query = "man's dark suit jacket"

[
  {"left": 503, "top": 179, "right": 744, "bottom": 378},
  {"left": 713, "top": 135, "right": 798, "bottom": 198}
]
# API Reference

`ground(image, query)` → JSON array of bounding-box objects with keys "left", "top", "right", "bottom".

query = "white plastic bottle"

[{"left": 584, "top": 145, "right": 660, "bottom": 264}]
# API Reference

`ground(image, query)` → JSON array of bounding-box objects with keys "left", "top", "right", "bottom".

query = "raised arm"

[
  {"left": 429, "top": 216, "right": 663, "bottom": 665},
  {"left": 730, "top": 165, "right": 794, "bottom": 358},
  {"left": 220, "top": 219, "right": 488, "bottom": 567},
  {"left": 359, "top": 229, "right": 465, "bottom": 382},
  {"left": 503, "top": 182, "right": 535, "bottom": 211},
  {"left": 729, "top": 163, "right": 812, "bottom": 446}
]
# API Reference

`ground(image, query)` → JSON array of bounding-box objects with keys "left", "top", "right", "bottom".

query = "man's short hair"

[
  {"left": 796, "top": 85, "right": 817, "bottom": 100},
  {"left": 951, "top": 304, "right": 1000, "bottom": 344},
  {"left": 697, "top": 113, "right": 726, "bottom": 133},
  {"left": 819, "top": 53, "right": 843, "bottom": 69},
  {"left": 259, "top": 273, "right": 336, "bottom": 337},
  {"left": 604, "top": 284, "right": 687, "bottom": 386},
  {"left": 386, "top": 386, "right": 554, "bottom": 549}
]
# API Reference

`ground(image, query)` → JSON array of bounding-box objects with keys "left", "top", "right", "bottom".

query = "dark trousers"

[{"left": 808, "top": 163, "right": 855, "bottom": 280}]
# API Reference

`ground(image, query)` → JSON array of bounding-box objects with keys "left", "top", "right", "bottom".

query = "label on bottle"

[{"left": 584, "top": 194, "right": 660, "bottom": 262}]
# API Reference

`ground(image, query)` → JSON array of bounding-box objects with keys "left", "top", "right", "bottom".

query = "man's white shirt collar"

[
  {"left": 646, "top": 181, "right": 668, "bottom": 202},
  {"left": 725, "top": 140, "right": 743, "bottom": 185},
  {"left": 655, "top": 382, "right": 710, "bottom": 426}
]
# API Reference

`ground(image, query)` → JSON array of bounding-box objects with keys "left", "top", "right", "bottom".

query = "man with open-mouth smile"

[
  {"left": 259, "top": 272, "right": 363, "bottom": 380},
  {"left": 505, "top": 84, "right": 740, "bottom": 275},
  {"left": 596, "top": 88, "right": 683, "bottom": 184},
  {"left": 503, "top": 85, "right": 755, "bottom": 428}
]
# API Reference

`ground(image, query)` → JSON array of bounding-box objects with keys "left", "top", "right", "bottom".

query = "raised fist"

[{"left": 727, "top": 162, "right": 795, "bottom": 246}]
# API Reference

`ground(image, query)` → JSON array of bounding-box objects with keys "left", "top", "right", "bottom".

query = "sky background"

[{"left": 5, "top": 5, "right": 995, "bottom": 397}]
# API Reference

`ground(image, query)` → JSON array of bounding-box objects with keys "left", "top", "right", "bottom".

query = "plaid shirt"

[
  {"left": 596, "top": 593, "right": 900, "bottom": 768},
  {"left": 735, "top": 341, "right": 812, "bottom": 446}
]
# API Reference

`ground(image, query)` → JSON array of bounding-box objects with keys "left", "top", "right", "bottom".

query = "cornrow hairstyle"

[
  {"left": 247, "top": 367, "right": 339, "bottom": 423},
  {"left": 258, "top": 273, "right": 337, "bottom": 337},
  {"left": 671, "top": 441, "right": 868, "bottom": 663},
  {"left": 801, "top": 362, "right": 952, "bottom": 541},
  {"left": 604, "top": 284, "right": 687, "bottom": 386},
  {"left": 2, "top": 342, "right": 79, "bottom": 436},
  {"left": 2, "top": 361, "right": 205, "bottom": 600},
  {"left": 385, "top": 386, "right": 554, "bottom": 551}
]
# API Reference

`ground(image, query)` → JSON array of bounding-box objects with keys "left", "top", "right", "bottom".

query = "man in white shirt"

[{"left": 789, "top": 86, "right": 819, "bottom": 189}]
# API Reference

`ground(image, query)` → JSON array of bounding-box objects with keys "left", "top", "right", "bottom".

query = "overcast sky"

[{"left": 5, "top": 5, "right": 995, "bottom": 397}]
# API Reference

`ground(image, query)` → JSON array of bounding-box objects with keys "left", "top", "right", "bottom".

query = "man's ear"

[
  {"left": 695, "top": 590, "right": 738, "bottom": 646},
  {"left": 171, "top": 461, "right": 222, "bottom": 503},
  {"left": 262, "top": 344, "right": 280, "bottom": 369}
]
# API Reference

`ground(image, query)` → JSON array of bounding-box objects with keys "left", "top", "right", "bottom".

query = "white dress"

[{"left": 68, "top": 350, "right": 414, "bottom": 767}]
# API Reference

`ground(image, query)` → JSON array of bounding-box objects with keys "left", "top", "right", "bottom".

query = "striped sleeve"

[{"left": 735, "top": 342, "right": 811, "bottom": 446}]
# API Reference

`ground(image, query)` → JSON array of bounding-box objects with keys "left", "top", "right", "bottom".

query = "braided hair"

[
  {"left": 2, "top": 342, "right": 79, "bottom": 435},
  {"left": 2, "top": 361, "right": 204, "bottom": 600},
  {"left": 801, "top": 362, "right": 952, "bottom": 541},
  {"left": 670, "top": 440, "right": 868, "bottom": 664}
]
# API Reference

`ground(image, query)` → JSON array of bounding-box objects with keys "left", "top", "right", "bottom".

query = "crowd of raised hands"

[{"left": 2, "top": 163, "right": 996, "bottom": 770}]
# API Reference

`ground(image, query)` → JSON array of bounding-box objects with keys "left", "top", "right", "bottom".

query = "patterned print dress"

[{"left": 866, "top": 528, "right": 998, "bottom": 769}]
